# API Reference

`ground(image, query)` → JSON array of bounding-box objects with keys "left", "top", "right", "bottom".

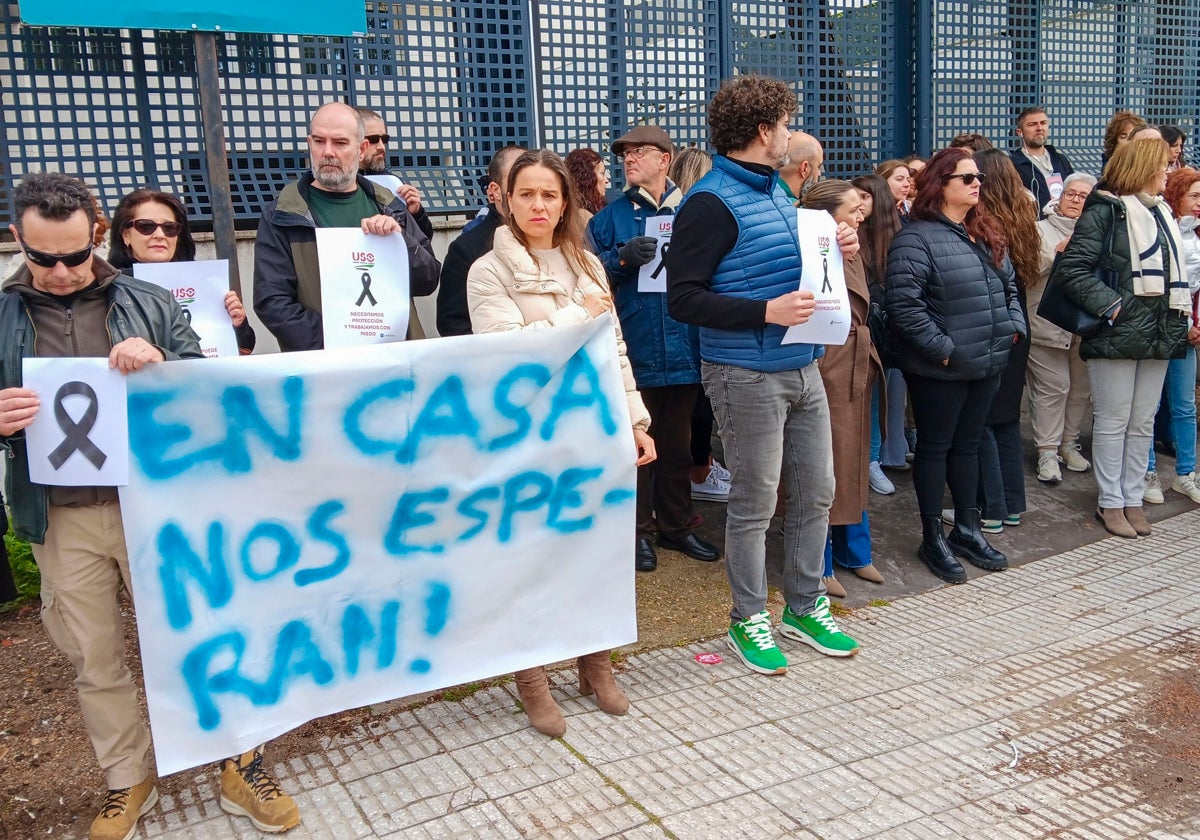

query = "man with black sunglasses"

[
  {"left": 0, "top": 172, "right": 212, "bottom": 839},
  {"left": 253, "top": 101, "right": 440, "bottom": 351},
  {"left": 354, "top": 106, "right": 434, "bottom": 240}
]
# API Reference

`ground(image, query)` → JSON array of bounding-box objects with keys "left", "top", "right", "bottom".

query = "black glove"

[{"left": 618, "top": 236, "right": 659, "bottom": 268}]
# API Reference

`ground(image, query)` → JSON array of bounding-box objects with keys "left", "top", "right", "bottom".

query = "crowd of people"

[{"left": 1, "top": 80, "right": 1198, "bottom": 839}]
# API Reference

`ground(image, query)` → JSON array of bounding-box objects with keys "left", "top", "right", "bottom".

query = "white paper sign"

[
  {"left": 783, "top": 209, "right": 852, "bottom": 346},
  {"left": 365, "top": 173, "right": 405, "bottom": 195},
  {"left": 637, "top": 217, "right": 673, "bottom": 293},
  {"left": 316, "top": 228, "right": 410, "bottom": 349},
  {"left": 118, "top": 318, "right": 637, "bottom": 774},
  {"left": 134, "top": 260, "right": 237, "bottom": 359},
  {"left": 23, "top": 357, "right": 129, "bottom": 486}
]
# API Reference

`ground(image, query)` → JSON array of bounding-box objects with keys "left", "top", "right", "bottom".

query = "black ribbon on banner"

[
  {"left": 356, "top": 271, "right": 378, "bottom": 307},
  {"left": 47, "top": 381, "right": 108, "bottom": 470}
]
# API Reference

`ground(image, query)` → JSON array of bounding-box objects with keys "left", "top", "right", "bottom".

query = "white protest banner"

[
  {"left": 23, "top": 357, "right": 128, "bottom": 486},
  {"left": 118, "top": 318, "right": 637, "bottom": 774},
  {"left": 134, "top": 260, "right": 238, "bottom": 359},
  {"left": 637, "top": 216, "right": 673, "bottom": 293},
  {"left": 783, "top": 208, "right": 852, "bottom": 346},
  {"left": 316, "top": 228, "right": 410, "bottom": 349}
]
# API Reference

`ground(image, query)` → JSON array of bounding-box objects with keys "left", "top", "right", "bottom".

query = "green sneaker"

[
  {"left": 727, "top": 610, "right": 788, "bottom": 675},
  {"left": 778, "top": 597, "right": 860, "bottom": 658}
]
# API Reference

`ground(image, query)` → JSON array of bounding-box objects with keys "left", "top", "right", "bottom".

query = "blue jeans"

[
  {"left": 978, "top": 421, "right": 1026, "bottom": 520},
  {"left": 824, "top": 511, "right": 872, "bottom": 576},
  {"left": 702, "top": 360, "right": 834, "bottom": 621},
  {"left": 870, "top": 381, "right": 883, "bottom": 462},
  {"left": 1147, "top": 345, "right": 1197, "bottom": 476},
  {"left": 879, "top": 368, "right": 910, "bottom": 467}
]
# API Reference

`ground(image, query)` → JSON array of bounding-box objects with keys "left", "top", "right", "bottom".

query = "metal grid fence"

[{"left": 2, "top": 0, "right": 1198, "bottom": 227}]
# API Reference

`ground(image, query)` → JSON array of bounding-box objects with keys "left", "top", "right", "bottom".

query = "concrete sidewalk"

[{"left": 134, "top": 512, "right": 1200, "bottom": 840}]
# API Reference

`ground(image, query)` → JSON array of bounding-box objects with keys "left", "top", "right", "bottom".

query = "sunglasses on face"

[
  {"left": 124, "top": 219, "right": 183, "bottom": 237},
  {"left": 18, "top": 235, "right": 93, "bottom": 269},
  {"left": 944, "top": 172, "right": 985, "bottom": 185},
  {"left": 365, "top": 134, "right": 390, "bottom": 145}
]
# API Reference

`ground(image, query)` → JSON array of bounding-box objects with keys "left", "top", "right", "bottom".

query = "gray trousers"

[
  {"left": 702, "top": 360, "right": 834, "bottom": 622},
  {"left": 1085, "top": 357, "right": 1169, "bottom": 508}
]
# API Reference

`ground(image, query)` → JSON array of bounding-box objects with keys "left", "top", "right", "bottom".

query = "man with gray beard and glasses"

[{"left": 253, "top": 101, "right": 440, "bottom": 350}]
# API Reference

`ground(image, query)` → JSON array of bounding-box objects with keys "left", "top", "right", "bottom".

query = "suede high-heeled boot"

[
  {"left": 514, "top": 667, "right": 566, "bottom": 736},
  {"left": 576, "top": 651, "right": 629, "bottom": 715},
  {"left": 918, "top": 515, "right": 967, "bottom": 583},
  {"left": 946, "top": 507, "right": 1009, "bottom": 570}
]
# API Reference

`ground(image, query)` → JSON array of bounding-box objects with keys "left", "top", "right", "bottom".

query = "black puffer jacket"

[
  {"left": 1054, "top": 191, "right": 1187, "bottom": 361},
  {"left": 885, "top": 215, "right": 1026, "bottom": 381}
]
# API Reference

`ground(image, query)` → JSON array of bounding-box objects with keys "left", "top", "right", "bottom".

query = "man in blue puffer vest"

[
  {"left": 666, "top": 76, "right": 861, "bottom": 675},
  {"left": 588, "top": 125, "right": 720, "bottom": 573}
]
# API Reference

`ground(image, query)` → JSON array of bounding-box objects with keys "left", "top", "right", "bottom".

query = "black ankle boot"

[
  {"left": 918, "top": 516, "right": 967, "bottom": 583},
  {"left": 946, "top": 508, "right": 1009, "bottom": 570}
]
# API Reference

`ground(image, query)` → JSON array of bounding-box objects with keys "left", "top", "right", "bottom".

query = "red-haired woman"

[
  {"left": 564, "top": 148, "right": 609, "bottom": 221},
  {"left": 885, "top": 147, "right": 1026, "bottom": 583}
]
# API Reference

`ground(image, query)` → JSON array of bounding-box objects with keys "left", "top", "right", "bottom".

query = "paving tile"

[
  {"left": 759, "top": 764, "right": 926, "bottom": 840},
  {"left": 344, "top": 753, "right": 479, "bottom": 836},
  {"left": 492, "top": 774, "right": 647, "bottom": 839},
  {"left": 657, "top": 791, "right": 799, "bottom": 838},
  {"left": 375, "top": 801, "right": 522, "bottom": 839},
  {"left": 449, "top": 732, "right": 580, "bottom": 798},
  {"left": 596, "top": 745, "right": 751, "bottom": 817}
]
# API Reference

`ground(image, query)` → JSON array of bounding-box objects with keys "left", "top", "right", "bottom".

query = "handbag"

[{"left": 1038, "top": 212, "right": 1120, "bottom": 339}]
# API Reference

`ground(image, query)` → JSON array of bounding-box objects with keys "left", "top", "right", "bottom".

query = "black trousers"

[
  {"left": 637, "top": 383, "right": 701, "bottom": 540},
  {"left": 905, "top": 373, "right": 1001, "bottom": 517}
]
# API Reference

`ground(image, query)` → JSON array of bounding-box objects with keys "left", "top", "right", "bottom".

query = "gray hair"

[
  {"left": 12, "top": 171, "right": 96, "bottom": 234},
  {"left": 310, "top": 102, "right": 365, "bottom": 144},
  {"left": 1063, "top": 172, "right": 1097, "bottom": 191}
]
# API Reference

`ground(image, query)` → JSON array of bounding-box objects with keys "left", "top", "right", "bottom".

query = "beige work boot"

[
  {"left": 219, "top": 748, "right": 300, "bottom": 833},
  {"left": 90, "top": 775, "right": 157, "bottom": 840}
]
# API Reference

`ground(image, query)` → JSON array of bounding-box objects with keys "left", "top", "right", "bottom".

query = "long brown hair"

[
  {"left": 564, "top": 148, "right": 606, "bottom": 214},
  {"left": 973, "top": 149, "right": 1038, "bottom": 288},
  {"left": 506, "top": 148, "right": 603, "bottom": 285},
  {"left": 911, "top": 147, "right": 1006, "bottom": 266},
  {"left": 851, "top": 174, "right": 901, "bottom": 288}
]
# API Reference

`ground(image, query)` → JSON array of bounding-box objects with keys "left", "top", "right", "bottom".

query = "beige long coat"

[
  {"left": 466, "top": 225, "right": 651, "bottom": 431},
  {"left": 817, "top": 254, "right": 883, "bottom": 526}
]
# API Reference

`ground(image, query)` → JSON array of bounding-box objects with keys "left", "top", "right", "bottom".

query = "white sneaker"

[
  {"left": 1036, "top": 450, "right": 1062, "bottom": 483},
  {"left": 1058, "top": 442, "right": 1091, "bottom": 472},
  {"left": 709, "top": 460, "right": 731, "bottom": 483},
  {"left": 691, "top": 471, "right": 730, "bottom": 502},
  {"left": 868, "top": 461, "right": 895, "bottom": 495},
  {"left": 1144, "top": 471, "right": 1165, "bottom": 504},
  {"left": 1171, "top": 472, "right": 1200, "bottom": 504}
]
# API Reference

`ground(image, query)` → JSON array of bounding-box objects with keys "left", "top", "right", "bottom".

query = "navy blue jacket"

[
  {"left": 1009, "top": 145, "right": 1074, "bottom": 219},
  {"left": 587, "top": 185, "right": 700, "bottom": 389}
]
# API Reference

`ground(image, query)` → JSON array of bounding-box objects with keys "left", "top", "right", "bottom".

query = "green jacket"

[
  {"left": 1055, "top": 191, "right": 1187, "bottom": 361},
  {"left": 0, "top": 266, "right": 203, "bottom": 543}
]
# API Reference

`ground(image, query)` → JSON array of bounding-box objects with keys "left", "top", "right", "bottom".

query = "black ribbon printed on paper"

[
  {"left": 48, "top": 381, "right": 108, "bottom": 470},
  {"left": 356, "top": 271, "right": 378, "bottom": 307}
]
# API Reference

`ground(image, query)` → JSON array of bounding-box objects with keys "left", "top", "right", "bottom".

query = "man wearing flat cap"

[{"left": 587, "top": 125, "right": 720, "bottom": 574}]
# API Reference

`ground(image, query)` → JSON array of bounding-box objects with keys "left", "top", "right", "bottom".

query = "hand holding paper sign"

[
  {"left": 0, "top": 387, "right": 39, "bottom": 436},
  {"left": 765, "top": 289, "right": 816, "bottom": 326},
  {"left": 109, "top": 337, "right": 165, "bottom": 374},
  {"left": 361, "top": 214, "right": 402, "bottom": 235},
  {"left": 836, "top": 221, "right": 860, "bottom": 259}
]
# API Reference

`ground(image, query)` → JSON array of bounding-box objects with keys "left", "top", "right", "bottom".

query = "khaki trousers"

[
  {"left": 1026, "top": 339, "right": 1092, "bottom": 450},
  {"left": 32, "top": 502, "right": 151, "bottom": 790}
]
